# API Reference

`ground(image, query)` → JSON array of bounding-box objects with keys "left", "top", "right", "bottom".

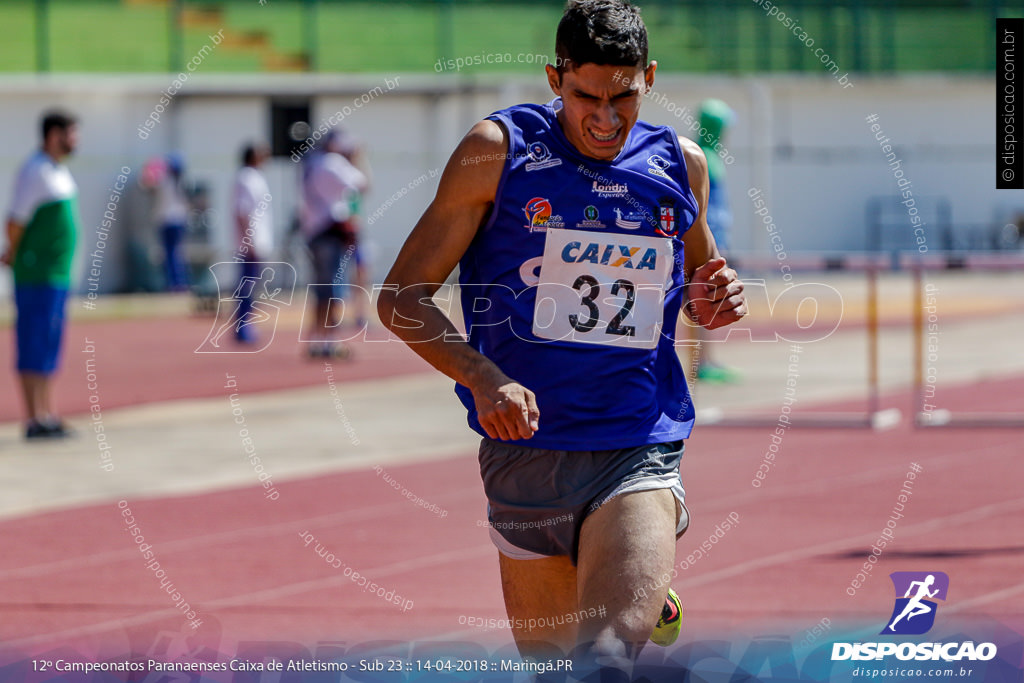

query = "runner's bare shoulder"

[{"left": 439, "top": 119, "right": 510, "bottom": 206}]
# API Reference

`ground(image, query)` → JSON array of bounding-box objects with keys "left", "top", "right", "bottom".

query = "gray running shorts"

[{"left": 478, "top": 438, "right": 689, "bottom": 565}]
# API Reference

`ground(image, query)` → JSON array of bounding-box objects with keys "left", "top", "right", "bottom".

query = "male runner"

[
  {"left": 379, "top": 1, "right": 746, "bottom": 676},
  {"left": 3, "top": 110, "right": 80, "bottom": 439}
]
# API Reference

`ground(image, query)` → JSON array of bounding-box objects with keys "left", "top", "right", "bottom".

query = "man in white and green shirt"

[{"left": 3, "top": 110, "right": 79, "bottom": 439}]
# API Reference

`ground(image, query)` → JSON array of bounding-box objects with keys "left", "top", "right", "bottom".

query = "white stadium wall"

[{"left": 0, "top": 73, "right": 1002, "bottom": 296}]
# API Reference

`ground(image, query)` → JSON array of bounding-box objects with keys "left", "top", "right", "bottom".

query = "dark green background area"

[{"left": 1, "top": 0, "right": 1022, "bottom": 73}]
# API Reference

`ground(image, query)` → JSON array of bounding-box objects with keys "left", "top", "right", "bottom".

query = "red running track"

[
  {"left": 3, "top": 296, "right": 1001, "bottom": 425},
  {"left": 0, "top": 377, "right": 1022, "bottom": 663},
  {"left": 0, "top": 315, "right": 434, "bottom": 423}
]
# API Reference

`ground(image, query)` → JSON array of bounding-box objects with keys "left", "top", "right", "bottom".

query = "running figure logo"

[
  {"left": 196, "top": 261, "right": 295, "bottom": 353},
  {"left": 881, "top": 571, "right": 949, "bottom": 635}
]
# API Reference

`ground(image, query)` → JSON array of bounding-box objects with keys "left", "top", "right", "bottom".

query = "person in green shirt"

[
  {"left": 694, "top": 99, "right": 741, "bottom": 383},
  {"left": 2, "top": 110, "right": 79, "bottom": 439}
]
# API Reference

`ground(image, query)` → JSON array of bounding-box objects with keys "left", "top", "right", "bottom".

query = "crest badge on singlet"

[
  {"left": 522, "top": 197, "right": 564, "bottom": 232},
  {"left": 577, "top": 204, "right": 606, "bottom": 229},
  {"left": 648, "top": 153, "right": 672, "bottom": 179},
  {"left": 658, "top": 197, "right": 678, "bottom": 237},
  {"left": 524, "top": 141, "right": 562, "bottom": 172}
]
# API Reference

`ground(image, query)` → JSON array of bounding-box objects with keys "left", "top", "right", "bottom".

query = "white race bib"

[{"left": 532, "top": 228, "right": 674, "bottom": 349}]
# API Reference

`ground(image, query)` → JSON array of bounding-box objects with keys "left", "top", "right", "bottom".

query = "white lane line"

[
  {"left": 9, "top": 433, "right": 1005, "bottom": 582},
  {"left": 691, "top": 441, "right": 1016, "bottom": 516},
  {"left": 0, "top": 543, "right": 494, "bottom": 650},
  {"left": 675, "top": 497, "right": 1024, "bottom": 591},
  {"left": 0, "top": 485, "right": 482, "bottom": 582},
  {"left": 943, "top": 580, "right": 1024, "bottom": 615},
  {"left": 424, "top": 498, "right": 1024, "bottom": 643}
]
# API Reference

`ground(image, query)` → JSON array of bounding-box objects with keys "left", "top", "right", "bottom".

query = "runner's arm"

[
  {"left": 378, "top": 120, "right": 540, "bottom": 441},
  {"left": 679, "top": 136, "right": 747, "bottom": 330}
]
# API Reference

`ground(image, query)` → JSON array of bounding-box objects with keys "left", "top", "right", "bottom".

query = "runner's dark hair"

[{"left": 554, "top": 0, "right": 648, "bottom": 74}]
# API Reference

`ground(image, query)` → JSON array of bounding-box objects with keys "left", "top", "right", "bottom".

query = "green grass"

[
  {"left": 889, "top": 10, "right": 991, "bottom": 72},
  {"left": 315, "top": 3, "right": 441, "bottom": 72},
  {"left": 0, "top": 1, "right": 41, "bottom": 71},
  {"left": 446, "top": 5, "right": 563, "bottom": 71},
  {"left": 222, "top": 3, "right": 304, "bottom": 54},
  {"left": 0, "top": 0, "right": 1006, "bottom": 73},
  {"left": 48, "top": 1, "right": 170, "bottom": 72}
]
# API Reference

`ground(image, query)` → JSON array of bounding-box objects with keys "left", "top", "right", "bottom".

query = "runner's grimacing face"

[{"left": 546, "top": 61, "right": 656, "bottom": 161}]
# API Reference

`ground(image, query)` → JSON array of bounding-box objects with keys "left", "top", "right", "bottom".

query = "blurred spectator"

[
  {"left": 336, "top": 134, "right": 373, "bottom": 330},
  {"left": 698, "top": 99, "right": 734, "bottom": 253},
  {"left": 695, "top": 98, "right": 740, "bottom": 383},
  {"left": 2, "top": 110, "right": 79, "bottom": 439},
  {"left": 142, "top": 153, "right": 190, "bottom": 291},
  {"left": 231, "top": 141, "right": 273, "bottom": 344},
  {"left": 299, "top": 128, "right": 367, "bottom": 358}
]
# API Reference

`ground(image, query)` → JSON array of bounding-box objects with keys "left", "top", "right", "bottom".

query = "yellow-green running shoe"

[{"left": 650, "top": 588, "right": 682, "bottom": 647}]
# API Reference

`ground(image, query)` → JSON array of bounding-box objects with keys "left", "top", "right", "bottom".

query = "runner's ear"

[
  {"left": 644, "top": 60, "right": 657, "bottom": 92},
  {"left": 545, "top": 64, "right": 562, "bottom": 96}
]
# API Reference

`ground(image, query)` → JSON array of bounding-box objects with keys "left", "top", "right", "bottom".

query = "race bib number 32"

[{"left": 533, "top": 228, "right": 674, "bottom": 349}]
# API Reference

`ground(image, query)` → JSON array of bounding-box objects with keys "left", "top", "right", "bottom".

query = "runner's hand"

[
  {"left": 688, "top": 257, "right": 747, "bottom": 330},
  {"left": 472, "top": 373, "right": 540, "bottom": 441}
]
